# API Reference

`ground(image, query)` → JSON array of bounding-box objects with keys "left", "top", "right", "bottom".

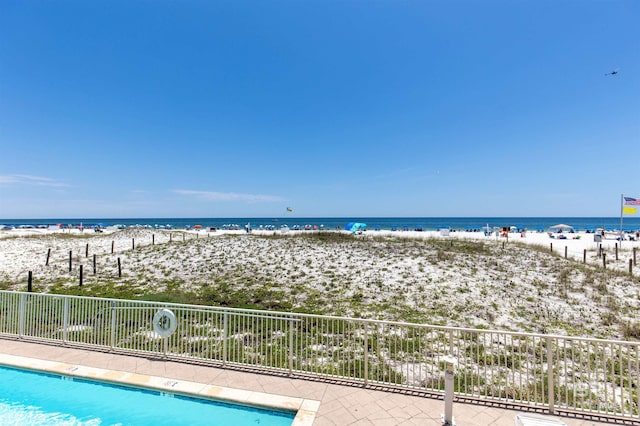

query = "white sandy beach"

[{"left": 1, "top": 227, "right": 639, "bottom": 340}]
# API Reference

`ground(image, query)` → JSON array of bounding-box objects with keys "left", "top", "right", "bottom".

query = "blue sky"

[{"left": 1, "top": 0, "right": 638, "bottom": 218}]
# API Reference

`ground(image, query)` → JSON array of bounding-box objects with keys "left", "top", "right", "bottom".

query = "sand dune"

[{"left": 1, "top": 227, "right": 638, "bottom": 340}]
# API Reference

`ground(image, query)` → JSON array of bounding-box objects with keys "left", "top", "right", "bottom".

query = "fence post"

[
  {"left": 132, "top": 238, "right": 135, "bottom": 250},
  {"left": 27, "top": 271, "right": 32, "bottom": 292},
  {"left": 634, "top": 247, "right": 637, "bottom": 266},
  {"left": 223, "top": 312, "right": 228, "bottom": 366},
  {"left": 93, "top": 254, "right": 97, "bottom": 275},
  {"left": 69, "top": 250, "right": 72, "bottom": 272},
  {"left": 19, "top": 293, "right": 26, "bottom": 337},
  {"left": 363, "top": 322, "right": 369, "bottom": 385},
  {"left": 615, "top": 243, "right": 618, "bottom": 261},
  {"left": 546, "top": 336, "right": 555, "bottom": 414},
  {"left": 583, "top": 249, "right": 586, "bottom": 264},
  {"left": 564, "top": 246, "right": 567, "bottom": 259},
  {"left": 110, "top": 305, "right": 117, "bottom": 349},
  {"left": 449, "top": 329, "right": 455, "bottom": 355},
  {"left": 79, "top": 265, "right": 83, "bottom": 286},
  {"left": 86, "top": 243, "right": 89, "bottom": 257},
  {"left": 629, "top": 259, "right": 633, "bottom": 275},
  {"left": 288, "top": 315, "right": 294, "bottom": 376},
  {"left": 152, "top": 234, "right": 155, "bottom": 245},
  {"left": 550, "top": 243, "right": 553, "bottom": 253},
  {"left": 63, "top": 297, "right": 69, "bottom": 343},
  {"left": 45, "top": 248, "right": 51, "bottom": 266},
  {"left": 117, "top": 258, "right": 122, "bottom": 278},
  {"left": 602, "top": 253, "right": 606, "bottom": 269},
  {"left": 111, "top": 241, "right": 114, "bottom": 254}
]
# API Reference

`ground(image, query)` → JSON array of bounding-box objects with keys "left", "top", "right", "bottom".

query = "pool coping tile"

[{"left": 0, "top": 353, "right": 318, "bottom": 425}]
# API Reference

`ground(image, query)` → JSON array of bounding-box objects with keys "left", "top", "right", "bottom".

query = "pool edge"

[{"left": 0, "top": 353, "right": 318, "bottom": 426}]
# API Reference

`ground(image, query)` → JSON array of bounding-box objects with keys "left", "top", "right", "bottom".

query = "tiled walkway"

[{"left": 0, "top": 338, "right": 633, "bottom": 425}]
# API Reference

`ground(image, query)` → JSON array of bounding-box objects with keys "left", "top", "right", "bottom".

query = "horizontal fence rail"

[{"left": 0, "top": 290, "right": 638, "bottom": 419}]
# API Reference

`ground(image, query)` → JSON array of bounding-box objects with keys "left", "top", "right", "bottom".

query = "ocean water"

[{"left": 2, "top": 217, "right": 640, "bottom": 231}]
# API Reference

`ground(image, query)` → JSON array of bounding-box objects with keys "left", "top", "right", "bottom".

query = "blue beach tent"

[{"left": 345, "top": 222, "right": 367, "bottom": 233}]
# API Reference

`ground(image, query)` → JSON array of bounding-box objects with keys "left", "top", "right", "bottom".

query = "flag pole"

[{"left": 620, "top": 193, "right": 624, "bottom": 244}]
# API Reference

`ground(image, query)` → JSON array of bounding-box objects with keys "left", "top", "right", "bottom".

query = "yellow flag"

[{"left": 623, "top": 206, "right": 638, "bottom": 215}]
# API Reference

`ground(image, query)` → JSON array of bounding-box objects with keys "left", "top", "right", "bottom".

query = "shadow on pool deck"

[{"left": 0, "top": 337, "right": 634, "bottom": 426}]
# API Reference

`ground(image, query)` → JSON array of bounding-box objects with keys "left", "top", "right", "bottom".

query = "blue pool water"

[{"left": 0, "top": 365, "right": 295, "bottom": 425}]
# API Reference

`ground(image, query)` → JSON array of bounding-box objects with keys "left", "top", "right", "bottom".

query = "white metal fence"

[{"left": 0, "top": 291, "right": 638, "bottom": 420}]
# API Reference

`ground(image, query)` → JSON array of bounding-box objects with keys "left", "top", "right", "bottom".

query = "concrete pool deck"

[{"left": 0, "top": 338, "right": 633, "bottom": 426}]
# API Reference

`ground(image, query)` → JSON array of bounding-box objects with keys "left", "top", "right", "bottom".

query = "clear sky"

[{"left": 1, "top": 0, "right": 638, "bottom": 219}]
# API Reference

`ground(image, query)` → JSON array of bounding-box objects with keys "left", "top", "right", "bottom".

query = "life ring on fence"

[{"left": 153, "top": 308, "right": 177, "bottom": 338}]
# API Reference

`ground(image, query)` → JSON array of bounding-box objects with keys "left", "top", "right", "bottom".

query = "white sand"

[{"left": 1, "top": 227, "right": 639, "bottom": 339}]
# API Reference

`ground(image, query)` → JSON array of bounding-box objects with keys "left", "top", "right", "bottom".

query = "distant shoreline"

[{"left": 2, "top": 216, "right": 639, "bottom": 233}]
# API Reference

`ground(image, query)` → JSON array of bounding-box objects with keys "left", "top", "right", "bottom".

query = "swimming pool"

[{"left": 0, "top": 365, "right": 296, "bottom": 425}]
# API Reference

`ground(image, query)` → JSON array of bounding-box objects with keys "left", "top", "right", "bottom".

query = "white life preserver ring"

[{"left": 153, "top": 308, "right": 177, "bottom": 338}]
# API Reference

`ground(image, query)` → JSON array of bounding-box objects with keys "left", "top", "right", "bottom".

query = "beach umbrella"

[
  {"left": 194, "top": 225, "right": 202, "bottom": 229},
  {"left": 549, "top": 224, "right": 574, "bottom": 232}
]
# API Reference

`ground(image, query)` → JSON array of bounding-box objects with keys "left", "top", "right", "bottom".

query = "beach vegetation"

[
  {"left": 622, "top": 321, "right": 640, "bottom": 339},
  {"left": 3, "top": 230, "right": 640, "bottom": 341}
]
